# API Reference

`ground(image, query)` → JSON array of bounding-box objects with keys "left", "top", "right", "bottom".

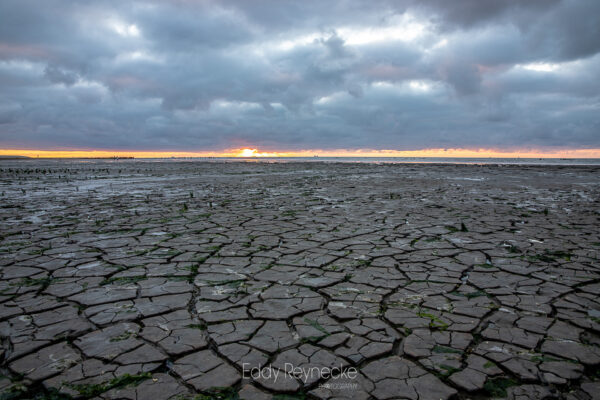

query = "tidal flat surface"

[{"left": 0, "top": 160, "right": 599, "bottom": 399}]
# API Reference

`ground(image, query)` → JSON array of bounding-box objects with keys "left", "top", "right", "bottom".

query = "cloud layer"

[{"left": 0, "top": 0, "right": 599, "bottom": 151}]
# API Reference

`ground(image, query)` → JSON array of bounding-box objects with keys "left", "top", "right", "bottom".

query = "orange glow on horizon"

[{"left": 1, "top": 147, "right": 600, "bottom": 159}]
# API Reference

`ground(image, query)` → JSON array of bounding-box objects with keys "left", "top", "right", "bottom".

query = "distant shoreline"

[
  {"left": 1, "top": 156, "right": 600, "bottom": 166},
  {"left": 0, "top": 156, "right": 135, "bottom": 160}
]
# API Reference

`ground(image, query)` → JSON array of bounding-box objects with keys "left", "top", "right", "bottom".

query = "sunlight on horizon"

[{"left": 2, "top": 147, "right": 600, "bottom": 159}]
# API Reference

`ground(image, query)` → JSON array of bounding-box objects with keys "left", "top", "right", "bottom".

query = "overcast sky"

[{"left": 0, "top": 0, "right": 599, "bottom": 151}]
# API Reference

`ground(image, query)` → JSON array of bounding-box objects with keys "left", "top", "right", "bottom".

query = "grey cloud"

[
  {"left": 44, "top": 65, "right": 78, "bottom": 86},
  {"left": 525, "top": 0, "right": 600, "bottom": 61},
  {"left": 139, "top": 3, "right": 257, "bottom": 50},
  {"left": 413, "top": 0, "right": 561, "bottom": 30}
]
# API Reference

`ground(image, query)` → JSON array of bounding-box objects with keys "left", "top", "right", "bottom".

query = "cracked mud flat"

[{"left": 0, "top": 160, "right": 599, "bottom": 400}]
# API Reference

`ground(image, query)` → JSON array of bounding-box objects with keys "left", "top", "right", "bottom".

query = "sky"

[{"left": 0, "top": 0, "right": 599, "bottom": 155}]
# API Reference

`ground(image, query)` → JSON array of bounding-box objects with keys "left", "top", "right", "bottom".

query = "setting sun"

[
  {"left": 238, "top": 148, "right": 259, "bottom": 157},
  {"left": 235, "top": 148, "right": 282, "bottom": 157}
]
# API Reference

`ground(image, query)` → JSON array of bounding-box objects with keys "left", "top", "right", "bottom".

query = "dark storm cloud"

[
  {"left": 0, "top": 0, "right": 598, "bottom": 151},
  {"left": 412, "top": 0, "right": 561, "bottom": 30}
]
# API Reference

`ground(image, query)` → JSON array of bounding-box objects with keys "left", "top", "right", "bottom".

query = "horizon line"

[{"left": 1, "top": 147, "right": 600, "bottom": 159}]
